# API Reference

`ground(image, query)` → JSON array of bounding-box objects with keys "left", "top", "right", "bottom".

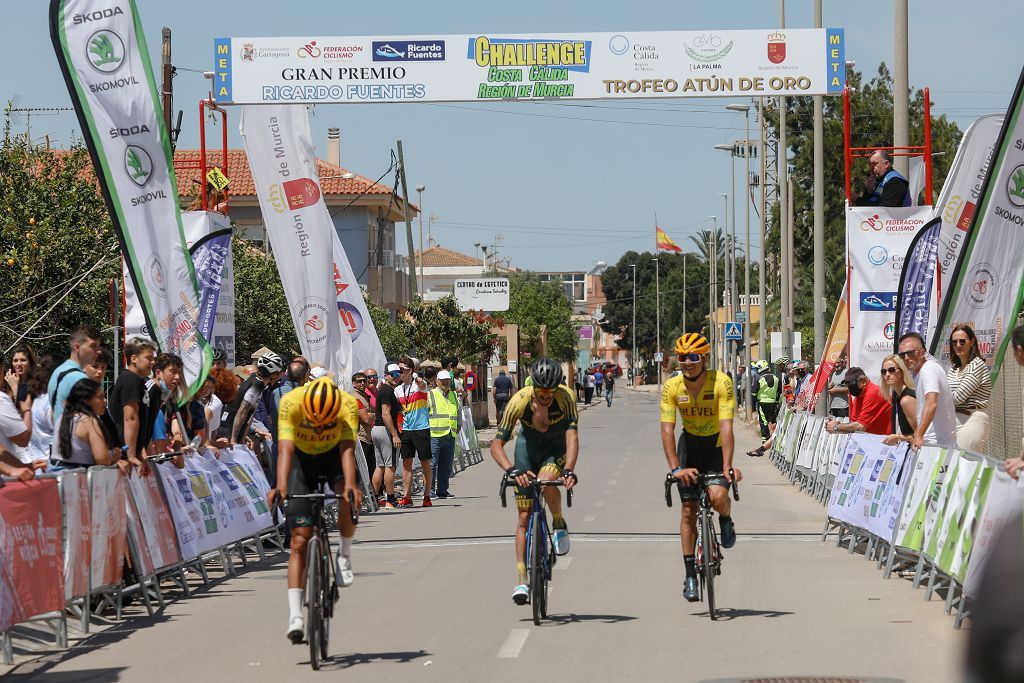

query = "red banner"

[
  {"left": 61, "top": 471, "right": 91, "bottom": 601},
  {"left": 89, "top": 468, "right": 127, "bottom": 590},
  {"left": 0, "top": 480, "right": 65, "bottom": 631}
]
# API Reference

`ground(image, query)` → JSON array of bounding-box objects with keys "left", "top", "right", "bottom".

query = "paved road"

[{"left": 5, "top": 387, "right": 963, "bottom": 682}]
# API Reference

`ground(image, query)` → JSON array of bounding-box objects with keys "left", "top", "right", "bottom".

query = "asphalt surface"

[{"left": 2, "top": 386, "right": 963, "bottom": 682}]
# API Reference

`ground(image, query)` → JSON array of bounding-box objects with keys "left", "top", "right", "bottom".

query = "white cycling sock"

[
  {"left": 340, "top": 535, "right": 353, "bottom": 558},
  {"left": 288, "top": 588, "right": 303, "bottom": 622}
]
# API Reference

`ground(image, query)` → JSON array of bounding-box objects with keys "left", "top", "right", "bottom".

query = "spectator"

[
  {"left": 747, "top": 360, "right": 780, "bottom": 456},
  {"left": 0, "top": 350, "right": 32, "bottom": 464},
  {"left": 428, "top": 369, "right": 460, "bottom": 499},
  {"left": 108, "top": 336, "right": 159, "bottom": 474},
  {"left": 26, "top": 354, "right": 60, "bottom": 465},
  {"left": 51, "top": 379, "right": 121, "bottom": 470},
  {"left": 48, "top": 325, "right": 102, "bottom": 424},
  {"left": 83, "top": 347, "right": 111, "bottom": 383},
  {"left": 594, "top": 367, "right": 604, "bottom": 397},
  {"left": 7, "top": 343, "right": 36, "bottom": 406},
  {"left": 1002, "top": 326, "right": 1024, "bottom": 479},
  {"left": 196, "top": 375, "right": 223, "bottom": 443},
  {"left": 210, "top": 365, "right": 239, "bottom": 405},
  {"left": 734, "top": 365, "right": 746, "bottom": 406},
  {"left": 584, "top": 370, "right": 595, "bottom": 405},
  {"left": 880, "top": 354, "right": 918, "bottom": 445},
  {"left": 394, "top": 356, "right": 432, "bottom": 508},
  {"left": 363, "top": 367, "right": 379, "bottom": 408},
  {"left": 824, "top": 367, "right": 891, "bottom": 436},
  {"left": 604, "top": 369, "right": 616, "bottom": 407},
  {"left": 216, "top": 351, "right": 283, "bottom": 445},
  {"left": 352, "top": 371, "right": 376, "bottom": 489},
  {"left": 947, "top": 324, "right": 991, "bottom": 453},
  {"left": 793, "top": 361, "right": 811, "bottom": 396},
  {"left": 152, "top": 353, "right": 188, "bottom": 450},
  {"left": 853, "top": 149, "right": 911, "bottom": 207},
  {"left": 371, "top": 363, "right": 403, "bottom": 507},
  {"left": 826, "top": 355, "right": 850, "bottom": 418},
  {"left": 897, "top": 332, "right": 957, "bottom": 449},
  {"left": 0, "top": 446, "right": 44, "bottom": 481},
  {"left": 211, "top": 347, "right": 228, "bottom": 371},
  {"left": 493, "top": 369, "right": 513, "bottom": 422},
  {"left": 264, "top": 357, "right": 309, "bottom": 486}
]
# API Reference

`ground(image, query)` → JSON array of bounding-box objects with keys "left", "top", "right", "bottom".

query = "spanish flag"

[{"left": 655, "top": 226, "right": 682, "bottom": 253}]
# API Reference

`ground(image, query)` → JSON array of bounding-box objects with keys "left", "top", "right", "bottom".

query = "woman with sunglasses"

[
  {"left": 880, "top": 355, "right": 917, "bottom": 445},
  {"left": 946, "top": 324, "right": 991, "bottom": 453}
]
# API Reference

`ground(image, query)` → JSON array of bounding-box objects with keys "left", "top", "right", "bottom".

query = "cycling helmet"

[
  {"left": 754, "top": 360, "right": 770, "bottom": 372},
  {"left": 211, "top": 347, "right": 227, "bottom": 363},
  {"left": 530, "top": 357, "right": 564, "bottom": 389},
  {"left": 256, "top": 350, "right": 284, "bottom": 375},
  {"left": 674, "top": 332, "right": 711, "bottom": 356},
  {"left": 775, "top": 356, "right": 791, "bottom": 367},
  {"left": 302, "top": 377, "right": 342, "bottom": 427}
]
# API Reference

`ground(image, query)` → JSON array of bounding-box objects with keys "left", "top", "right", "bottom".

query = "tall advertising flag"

[
  {"left": 330, "top": 230, "right": 387, "bottom": 375},
  {"left": 50, "top": 0, "right": 211, "bottom": 394},
  {"left": 895, "top": 217, "right": 942, "bottom": 343},
  {"left": 805, "top": 280, "right": 849, "bottom": 408},
  {"left": 930, "top": 66, "right": 1024, "bottom": 380},
  {"left": 240, "top": 105, "right": 353, "bottom": 379}
]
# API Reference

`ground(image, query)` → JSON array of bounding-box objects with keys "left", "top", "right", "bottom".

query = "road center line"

[
  {"left": 498, "top": 628, "right": 531, "bottom": 658},
  {"left": 607, "top": 479, "right": 618, "bottom": 485},
  {"left": 557, "top": 556, "right": 573, "bottom": 570}
]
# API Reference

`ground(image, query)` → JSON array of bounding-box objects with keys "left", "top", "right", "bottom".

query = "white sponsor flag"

[
  {"left": 51, "top": 0, "right": 211, "bottom": 394},
  {"left": 931, "top": 68, "right": 1024, "bottom": 379},
  {"left": 240, "top": 105, "right": 352, "bottom": 379},
  {"left": 331, "top": 230, "right": 387, "bottom": 375},
  {"left": 846, "top": 205, "right": 932, "bottom": 380}
]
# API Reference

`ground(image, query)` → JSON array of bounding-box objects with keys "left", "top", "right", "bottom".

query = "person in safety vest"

[
  {"left": 747, "top": 360, "right": 781, "bottom": 457},
  {"left": 428, "top": 370, "right": 462, "bottom": 499}
]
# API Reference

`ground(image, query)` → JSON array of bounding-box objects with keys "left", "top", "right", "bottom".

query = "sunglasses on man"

[
  {"left": 677, "top": 353, "right": 702, "bottom": 363},
  {"left": 897, "top": 349, "right": 919, "bottom": 359}
]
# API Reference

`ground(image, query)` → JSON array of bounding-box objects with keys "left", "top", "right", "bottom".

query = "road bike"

[
  {"left": 273, "top": 479, "right": 358, "bottom": 670},
  {"left": 500, "top": 474, "right": 573, "bottom": 625},
  {"left": 664, "top": 470, "right": 739, "bottom": 620}
]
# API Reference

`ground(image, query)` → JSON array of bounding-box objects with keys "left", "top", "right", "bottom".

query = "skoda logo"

[
  {"left": 868, "top": 245, "right": 888, "bottom": 266},
  {"left": 1007, "top": 164, "right": 1024, "bottom": 208},
  {"left": 609, "top": 35, "right": 629, "bottom": 55},
  {"left": 87, "top": 29, "right": 125, "bottom": 74},
  {"left": 124, "top": 145, "right": 153, "bottom": 187}
]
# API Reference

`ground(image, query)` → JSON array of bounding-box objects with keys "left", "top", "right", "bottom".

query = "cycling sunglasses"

[{"left": 677, "top": 353, "right": 702, "bottom": 363}]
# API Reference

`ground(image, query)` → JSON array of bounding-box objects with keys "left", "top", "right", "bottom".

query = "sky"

[{"left": 3, "top": 0, "right": 1019, "bottom": 272}]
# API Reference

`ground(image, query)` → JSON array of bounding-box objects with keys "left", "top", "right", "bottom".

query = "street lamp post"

[
  {"left": 718, "top": 191, "right": 731, "bottom": 374},
  {"left": 652, "top": 255, "right": 662, "bottom": 388},
  {"left": 708, "top": 217, "right": 717, "bottom": 371},
  {"left": 727, "top": 102, "right": 753, "bottom": 419},
  {"left": 415, "top": 184, "right": 426, "bottom": 295},
  {"left": 629, "top": 263, "right": 637, "bottom": 386}
]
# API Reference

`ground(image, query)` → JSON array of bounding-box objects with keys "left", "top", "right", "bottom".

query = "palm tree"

[{"left": 688, "top": 228, "right": 744, "bottom": 264}]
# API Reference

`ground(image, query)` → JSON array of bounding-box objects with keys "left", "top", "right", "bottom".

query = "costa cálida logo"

[{"left": 767, "top": 32, "right": 786, "bottom": 64}]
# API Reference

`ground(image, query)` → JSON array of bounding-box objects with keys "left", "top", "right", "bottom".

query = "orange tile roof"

[{"left": 416, "top": 246, "right": 482, "bottom": 267}]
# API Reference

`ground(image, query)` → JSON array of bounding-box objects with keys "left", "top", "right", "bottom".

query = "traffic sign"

[
  {"left": 465, "top": 371, "right": 477, "bottom": 391},
  {"left": 205, "top": 167, "right": 230, "bottom": 191},
  {"left": 735, "top": 312, "right": 747, "bottom": 322},
  {"left": 725, "top": 322, "right": 743, "bottom": 340},
  {"left": 653, "top": 352, "right": 664, "bottom": 362}
]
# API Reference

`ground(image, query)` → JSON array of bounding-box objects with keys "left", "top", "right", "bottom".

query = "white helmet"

[{"left": 256, "top": 351, "right": 284, "bottom": 375}]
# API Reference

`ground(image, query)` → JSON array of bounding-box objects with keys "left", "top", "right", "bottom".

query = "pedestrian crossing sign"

[{"left": 725, "top": 322, "right": 743, "bottom": 340}]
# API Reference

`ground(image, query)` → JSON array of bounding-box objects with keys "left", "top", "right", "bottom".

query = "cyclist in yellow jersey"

[
  {"left": 266, "top": 376, "right": 362, "bottom": 643},
  {"left": 660, "top": 333, "right": 742, "bottom": 602}
]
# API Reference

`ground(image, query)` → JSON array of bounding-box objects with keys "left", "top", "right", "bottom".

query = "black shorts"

[
  {"left": 675, "top": 433, "right": 729, "bottom": 501},
  {"left": 286, "top": 447, "right": 343, "bottom": 528},
  {"left": 400, "top": 429, "right": 431, "bottom": 461}
]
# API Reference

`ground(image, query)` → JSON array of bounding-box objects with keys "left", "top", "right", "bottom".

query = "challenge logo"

[
  {"left": 684, "top": 34, "right": 733, "bottom": 63},
  {"left": 471, "top": 37, "right": 588, "bottom": 71},
  {"left": 373, "top": 40, "right": 445, "bottom": 62},
  {"left": 868, "top": 245, "right": 888, "bottom": 266},
  {"left": 87, "top": 29, "right": 125, "bottom": 74},
  {"left": 295, "top": 297, "right": 331, "bottom": 350},
  {"left": 767, "top": 32, "right": 786, "bottom": 64},
  {"left": 124, "top": 145, "right": 152, "bottom": 186},
  {"left": 1007, "top": 164, "right": 1024, "bottom": 208},
  {"left": 966, "top": 262, "right": 997, "bottom": 310}
]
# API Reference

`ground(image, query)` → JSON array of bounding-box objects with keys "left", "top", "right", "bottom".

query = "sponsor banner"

[
  {"left": 826, "top": 433, "right": 909, "bottom": 537},
  {"left": 240, "top": 104, "right": 353, "bottom": 380},
  {"left": 807, "top": 280, "right": 849, "bottom": 408},
  {"left": 330, "top": 228, "right": 387, "bottom": 377},
  {"left": 895, "top": 218, "right": 941, "bottom": 343},
  {"left": 963, "top": 469, "right": 1024, "bottom": 596},
  {"left": 455, "top": 278, "right": 511, "bottom": 312},
  {"left": 930, "top": 67, "right": 1024, "bottom": 380},
  {"left": 214, "top": 29, "right": 845, "bottom": 105},
  {"left": 89, "top": 467, "right": 127, "bottom": 589},
  {"left": 847, "top": 206, "right": 932, "bottom": 381},
  {"left": 125, "top": 211, "right": 236, "bottom": 364},
  {"left": 0, "top": 480, "right": 64, "bottom": 632},
  {"left": 893, "top": 446, "right": 948, "bottom": 551},
  {"left": 924, "top": 454, "right": 981, "bottom": 564},
  {"left": 125, "top": 471, "right": 181, "bottom": 576},
  {"left": 933, "top": 113, "right": 1004, "bottom": 333},
  {"left": 52, "top": 0, "right": 211, "bottom": 396},
  {"left": 60, "top": 470, "right": 91, "bottom": 601},
  {"left": 946, "top": 460, "right": 994, "bottom": 582}
]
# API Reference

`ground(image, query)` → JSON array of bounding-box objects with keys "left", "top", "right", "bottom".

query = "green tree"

[
  {"left": 404, "top": 295, "right": 498, "bottom": 364},
  {"left": 230, "top": 240, "right": 298, "bottom": 359},
  {"left": 0, "top": 127, "right": 119, "bottom": 356},
  {"left": 365, "top": 296, "right": 412, "bottom": 359},
  {"left": 503, "top": 272, "right": 576, "bottom": 363}
]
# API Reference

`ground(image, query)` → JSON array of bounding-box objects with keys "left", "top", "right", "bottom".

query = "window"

[{"left": 538, "top": 272, "right": 586, "bottom": 303}]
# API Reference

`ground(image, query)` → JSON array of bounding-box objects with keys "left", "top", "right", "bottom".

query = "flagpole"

[{"left": 654, "top": 214, "right": 662, "bottom": 389}]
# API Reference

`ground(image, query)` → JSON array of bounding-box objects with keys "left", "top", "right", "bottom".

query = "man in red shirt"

[{"left": 824, "top": 367, "right": 891, "bottom": 436}]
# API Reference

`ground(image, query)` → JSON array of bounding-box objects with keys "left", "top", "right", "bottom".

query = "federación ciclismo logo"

[
  {"left": 87, "top": 30, "right": 125, "bottom": 73},
  {"left": 124, "top": 145, "right": 152, "bottom": 187}
]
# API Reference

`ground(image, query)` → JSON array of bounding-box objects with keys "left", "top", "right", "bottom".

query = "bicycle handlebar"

[
  {"left": 664, "top": 469, "right": 740, "bottom": 508},
  {"left": 500, "top": 474, "right": 573, "bottom": 509},
  {"left": 270, "top": 490, "right": 359, "bottom": 527}
]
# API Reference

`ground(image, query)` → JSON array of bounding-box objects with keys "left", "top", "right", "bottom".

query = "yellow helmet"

[
  {"left": 674, "top": 332, "right": 711, "bottom": 356},
  {"left": 302, "top": 377, "right": 342, "bottom": 427}
]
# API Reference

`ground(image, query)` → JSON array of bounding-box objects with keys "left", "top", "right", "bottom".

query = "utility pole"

[
  {"left": 396, "top": 140, "right": 417, "bottom": 297},
  {"left": 415, "top": 184, "right": 426, "bottom": 295},
  {"left": 653, "top": 255, "right": 662, "bottom": 388},
  {"left": 893, "top": 0, "right": 910, "bottom": 177},
  {"left": 758, "top": 99, "right": 767, "bottom": 362},
  {"left": 813, "top": 0, "right": 826, "bottom": 414},
  {"left": 708, "top": 219, "right": 718, "bottom": 371},
  {"left": 630, "top": 263, "right": 637, "bottom": 385},
  {"left": 161, "top": 27, "right": 173, "bottom": 135},
  {"left": 778, "top": 0, "right": 793, "bottom": 361}
]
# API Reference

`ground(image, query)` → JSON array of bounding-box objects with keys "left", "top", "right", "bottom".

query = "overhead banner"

[
  {"left": 934, "top": 113, "right": 1004, "bottom": 326},
  {"left": 213, "top": 29, "right": 845, "bottom": 105},
  {"left": 240, "top": 104, "right": 353, "bottom": 379},
  {"left": 331, "top": 229, "right": 387, "bottom": 375},
  {"left": 930, "top": 66, "right": 1024, "bottom": 381},
  {"left": 895, "top": 217, "right": 941, "bottom": 343},
  {"left": 847, "top": 206, "right": 932, "bottom": 381},
  {"left": 455, "top": 278, "right": 511, "bottom": 312},
  {"left": 52, "top": 0, "right": 211, "bottom": 395}
]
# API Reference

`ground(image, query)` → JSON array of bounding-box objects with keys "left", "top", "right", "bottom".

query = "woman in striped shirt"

[{"left": 946, "top": 324, "right": 991, "bottom": 453}]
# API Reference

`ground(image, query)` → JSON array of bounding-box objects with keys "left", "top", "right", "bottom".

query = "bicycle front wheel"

[
  {"left": 306, "top": 535, "right": 323, "bottom": 670},
  {"left": 319, "top": 546, "right": 331, "bottom": 660},
  {"left": 530, "top": 511, "right": 546, "bottom": 625},
  {"left": 701, "top": 512, "right": 717, "bottom": 620}
]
